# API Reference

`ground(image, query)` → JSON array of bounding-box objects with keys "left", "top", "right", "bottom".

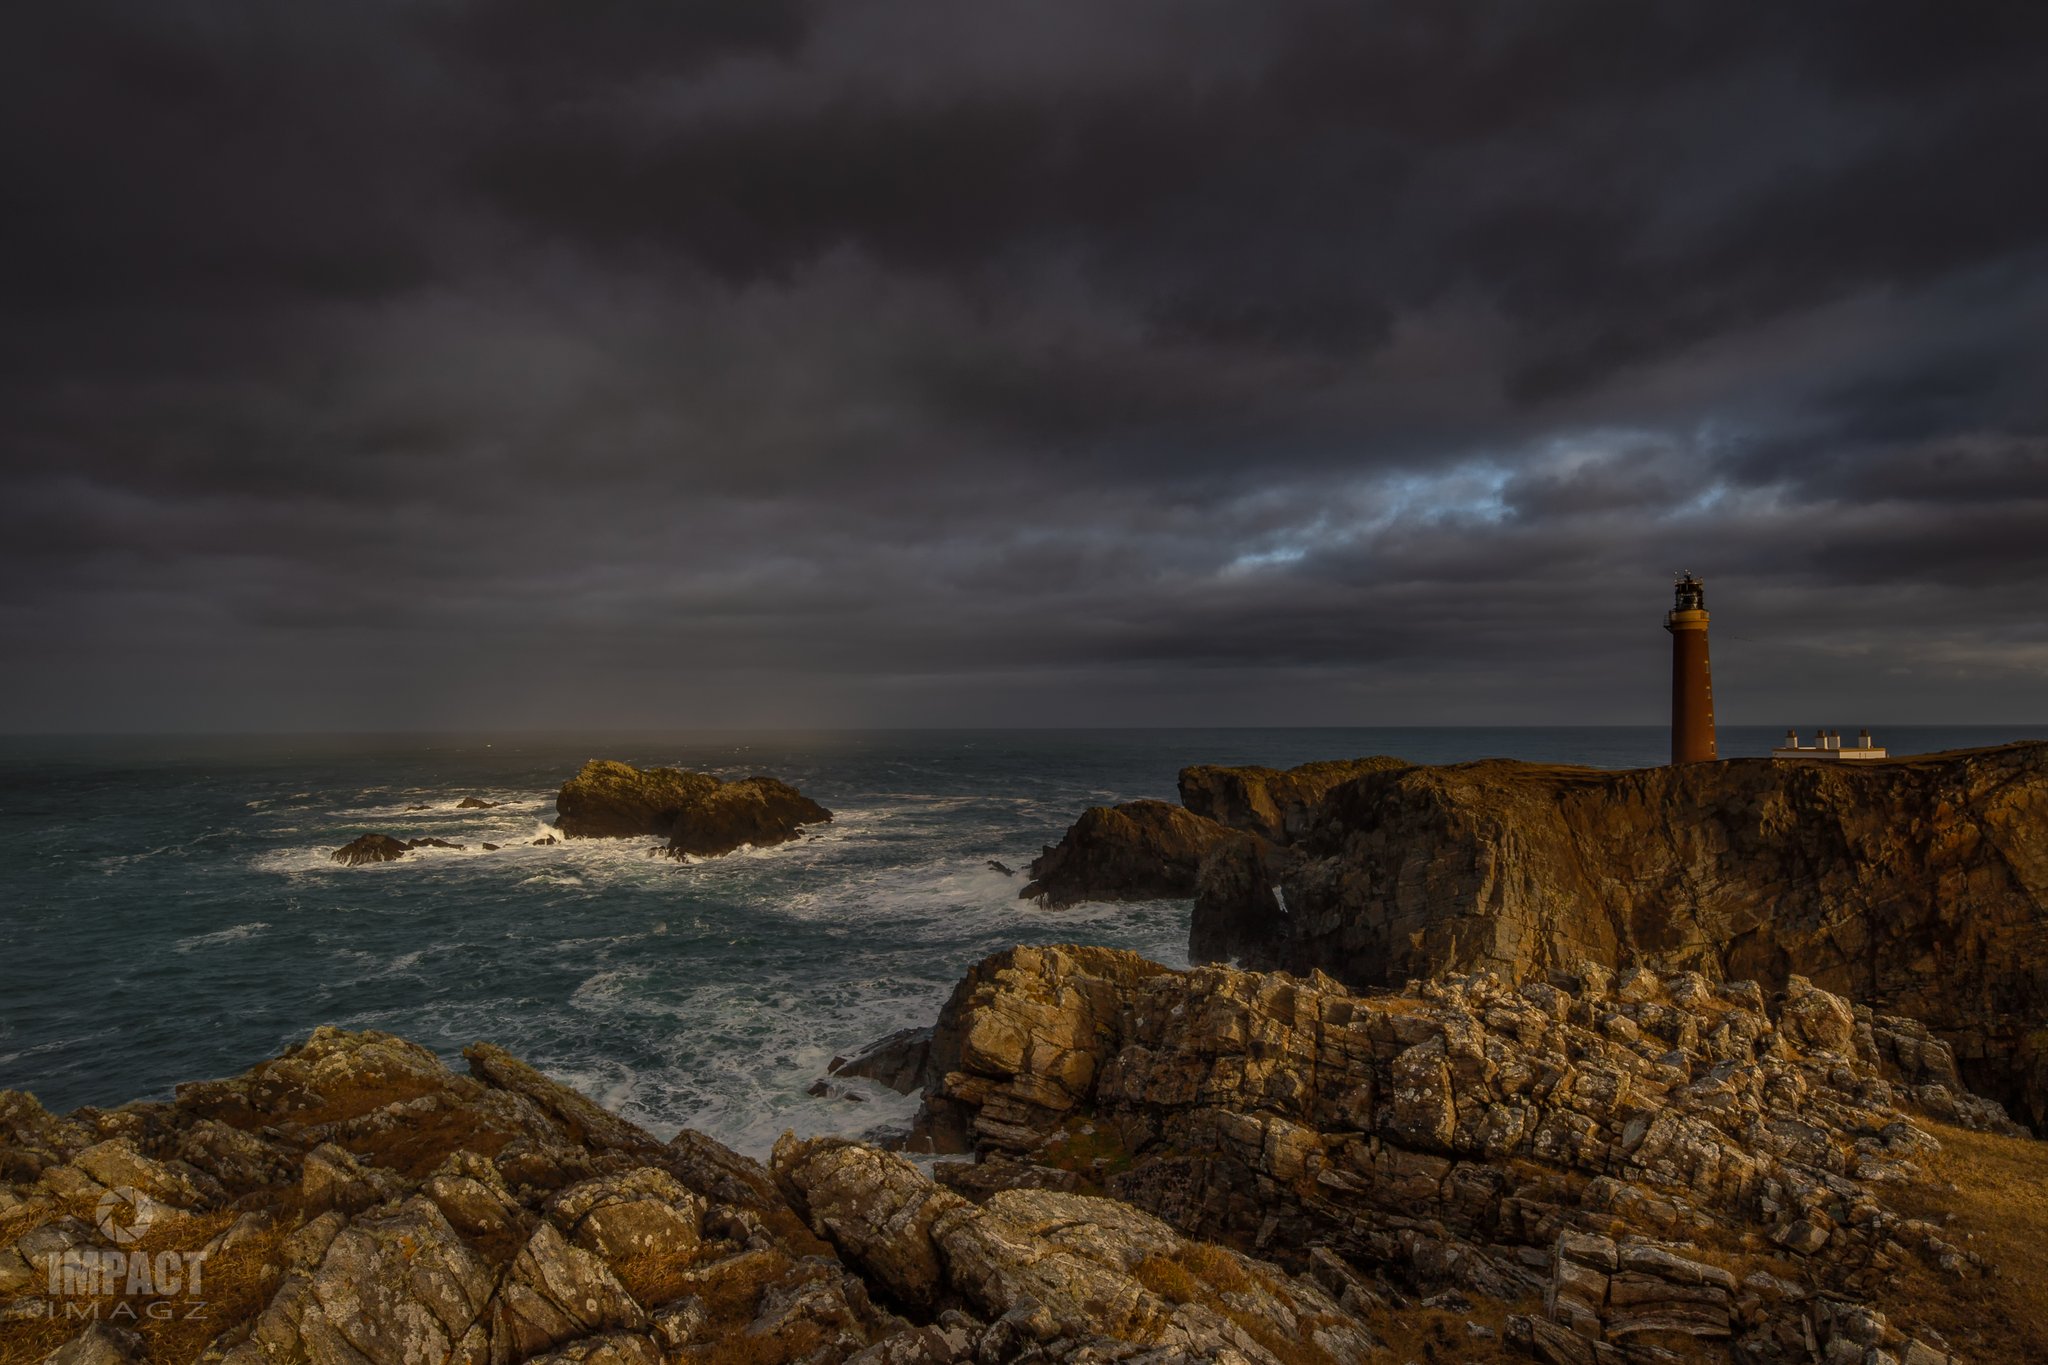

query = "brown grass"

[
  {"left": 1888, "top": 1119, "right": 2048, "bottom": 1363},
  {"left": 0, "top": 1210, "right": 289, "bottom": 1365}
]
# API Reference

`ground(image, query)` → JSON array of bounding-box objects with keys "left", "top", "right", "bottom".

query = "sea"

[{"left": 1, "top": 725, "right": 2034, "bottom": 1158}]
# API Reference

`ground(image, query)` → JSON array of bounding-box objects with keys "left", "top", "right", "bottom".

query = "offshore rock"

[
  {"left": 329, "top": 835, "right": 468, "bottom": 865},
  {"left": 1190, "top": 743, "right": 2048, "bottom": 1128},
  {"left": 329, "top": 834, "right": 413, "bottom": 866},
  {"left": 1020, "top": 799, "right": 1240, "bottom": 907},
  {"left": 554, "top": 759, "right": 831, "bottom": 857},
  {"left": 908, "top": 944, "right": 2030, "bottom": 1363}
]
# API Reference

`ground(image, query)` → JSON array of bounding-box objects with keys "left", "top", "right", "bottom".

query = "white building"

[{"left": 1770, "top": 728, "right": 1888, "bottom": 761}]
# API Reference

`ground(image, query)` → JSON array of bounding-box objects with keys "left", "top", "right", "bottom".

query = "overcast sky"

[{"left": 5, "top": 2, "right": 2046, "bottom": 730}]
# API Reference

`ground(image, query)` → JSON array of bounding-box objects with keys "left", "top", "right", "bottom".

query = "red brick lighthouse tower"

[{"left": 1665, "top": 573, "right": 1717, "bottom": 763}]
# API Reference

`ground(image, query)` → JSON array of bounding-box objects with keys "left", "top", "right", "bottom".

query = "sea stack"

[{"left": 1666, "top": 571, "right": 1717, "bottom": 763}]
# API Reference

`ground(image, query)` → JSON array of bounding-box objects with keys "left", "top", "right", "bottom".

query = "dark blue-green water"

[{"left": 2, "top": 726, "right": 2034, "bottom": 1154}]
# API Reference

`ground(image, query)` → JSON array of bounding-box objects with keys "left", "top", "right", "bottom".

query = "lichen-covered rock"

[
  {"left": 908, "top": 946, "right": 2028, "bottom": 1362},
  {"left": 1020, "top": 800, "right": 1240, "bottom": 907},
  {"left": 772, "top": 1136, "right": 1377, "bottom": 1365}
]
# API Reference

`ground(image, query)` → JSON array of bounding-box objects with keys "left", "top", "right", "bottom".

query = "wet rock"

[
  {"left": 826, "top": 1027, "right": 933, "bottom": 1096},
  {"left": 331, "top": 833, "right": 412, "bottom": 865},
  {"left": 1020, "top": 800, "right": 1239, "bottom": 907},
  {"left": 457, "top": 797, "right": 499, "bottom": 809}
]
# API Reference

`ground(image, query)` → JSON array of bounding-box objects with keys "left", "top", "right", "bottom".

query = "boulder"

[{"left": 1019, "top": 800, "right": 1239, "bottom": 907}]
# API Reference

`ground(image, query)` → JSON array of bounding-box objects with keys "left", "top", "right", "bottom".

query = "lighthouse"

[{"left": 1665, "top": 573, "right": 1717, "bottom": 764}]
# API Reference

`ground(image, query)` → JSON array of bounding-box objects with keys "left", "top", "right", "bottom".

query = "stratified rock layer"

[
  {"left": 1192, "top": 744, "right": 2048, "bottom": 1129},
  {"left": 909, "top": 944, "right": 2028, "bottom": 1364},
  {"left": 554, "top": 759, "right": 831, "bottom": 857}
]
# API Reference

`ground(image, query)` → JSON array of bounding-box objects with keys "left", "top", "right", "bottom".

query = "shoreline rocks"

[
  {"left": 1024, "top": 743, "right": 2048, "bottom": 1131},
  {"left": 903, "top": 943, "right": 2028, "bottom": 1364},
  {"left": 1019, "top": 799, "right": 1241, "bottom": 907},
  {"left": 5, "top": 941, "right": 2044, "bottom": 1365},
  {"left": 554, "top": 760, "right": 831, "bottom": 858}
]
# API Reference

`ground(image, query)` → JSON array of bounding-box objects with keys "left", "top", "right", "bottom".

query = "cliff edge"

[{"left": 1028, "top": 744, "right": 2048, "bottom": 1131}]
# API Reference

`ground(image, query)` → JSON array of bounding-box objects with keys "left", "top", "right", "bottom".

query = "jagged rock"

[
  {"left": 826, "top": 1027, "right": 933, "bottom": 1096},
  {"left": 772, "top": 1135, "right": 1377, "bottom": 1364},
  {"left": 546, "top": 1168, "right": 704, "bottom": 1269},
  {"left": 1186, "top": 742, "right": 2048, "bottom": 1129},
  {"left": 329, "top": 834, "right": 465, "bottom": 864},
  {"left": 1178, "top": 757, "right": 1409, "bottom": 843},
  {"left": 1019, "top": 800, "right": 1240, "bottom": 907},
  {"left": 554, "top": 759, "right": 831, "bottom": 856},
  {"left": 906, "top": 945, "right": 2029, "bottom": 1360},
  {"left": 330, "top": 833, "right": 412, "bottom": 865},
  {"left": 4, "top": 965, "right": 2040, "bottom": 1365}
]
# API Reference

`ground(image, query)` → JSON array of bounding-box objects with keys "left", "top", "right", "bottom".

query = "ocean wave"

[{"left": 174, "top": 922, "right": 271, "bottom": 952}]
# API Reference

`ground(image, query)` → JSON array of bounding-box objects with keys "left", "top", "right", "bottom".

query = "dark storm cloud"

[{"left": 3, "top": 0, "right": 2047, "bottom": 729}]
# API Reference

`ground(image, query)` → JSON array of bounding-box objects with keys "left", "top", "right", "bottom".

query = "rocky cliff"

[
  {"left": 5, "top": 945, "right": 2044, "bottom": 1365},
  {"left": 0, "top": 1027, "right": 1439, "bottom": 1365},
  {"left": 554, "top": 760, "right": 831, "bottom": 857},
  {"left": 1028, "top": 745, "right": 2048, "bottom": 1132},
  {"left": 904, "top": 944, "right": 2042, "bottom": 1365}
]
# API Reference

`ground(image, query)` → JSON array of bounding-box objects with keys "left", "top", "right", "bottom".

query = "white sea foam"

[{"left": 175, "top": 922, "right": 271, "bottom": 952}]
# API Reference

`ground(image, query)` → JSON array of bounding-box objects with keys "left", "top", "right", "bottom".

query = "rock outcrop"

[
  {"left": 1188, "top": 743, "right": 2048, "bottom": 1130},
  {"left": 824, "top": 1028, "right": 932, "bottom": 1096},
  {"left": 7, "top": 947, "right": 2046, "bottom": 1365},
  {"left": 1, "top": 1028, "right": 1393, "bottom": 1365},
  {"left": 1019, "top": 800, "right": 1239, "bottom": 907},
  {"left": 1027, "top": 744, "right": 2048, "bottom": 1129},
  {"left": 1179, "top": 758, "right": 1409, "bottom": 844},
  {"left": 330, "top": 834, "right": 467, "bottom": 865},
  {"left": 553, "top": 760, "right": 831, "bottom": 857},
  {"left": 906, "top": 944, "right": 2038, "bottom": 1364}
]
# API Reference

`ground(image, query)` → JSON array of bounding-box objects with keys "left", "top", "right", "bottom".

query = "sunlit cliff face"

[{"left": 4, "top": 2, "right": 2046, "bottom": 728}]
